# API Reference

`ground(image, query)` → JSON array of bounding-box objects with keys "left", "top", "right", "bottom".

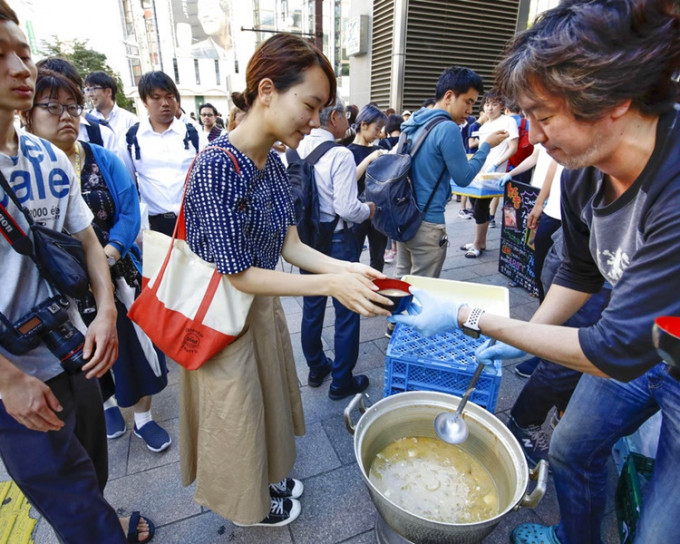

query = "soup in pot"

[{"left": 369, "top": 436, "right": 499, "bottom": 523}]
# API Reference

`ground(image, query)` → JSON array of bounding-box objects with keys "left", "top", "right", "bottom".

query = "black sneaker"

[
  {"left": 507, "top": 417, "right": 550, "bottom": 468},
  {"left": 232, "top": 497, "right": 301, "bottom": 527},
  {"left": 307, "top": 361, "right": 332, "bottom": 387},
  {"left": 269, "top": 477, "right": 303, "bottom": 499},
  {"left": 328, "top": 375, "right": 369, "bottom": 401}
]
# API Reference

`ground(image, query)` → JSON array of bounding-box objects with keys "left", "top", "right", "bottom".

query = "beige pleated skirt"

[{"left": 179, "top": 295, "right": 305, "bottom": 524}]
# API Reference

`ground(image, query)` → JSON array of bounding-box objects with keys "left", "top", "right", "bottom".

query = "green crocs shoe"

[{"left": 511, "top": 524, "right": 561, "bottom": 544}]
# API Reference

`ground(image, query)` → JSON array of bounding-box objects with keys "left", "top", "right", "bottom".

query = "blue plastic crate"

[{"left": 383, "top": 324, "right": 502, "bottom": 412}]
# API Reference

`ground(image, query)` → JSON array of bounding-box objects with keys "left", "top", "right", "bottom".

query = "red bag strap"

[
  {"left": 175, "top": 146, "right": 242, "bottom": 240},
  {"left": 149, "top": 146, "right": 242, "bottom": 296}
]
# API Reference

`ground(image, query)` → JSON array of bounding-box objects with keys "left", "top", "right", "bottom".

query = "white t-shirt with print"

[
  {"left": 478, "top": 114, "right": 519, "bottom": 173},
  {"left": 0, "top": 129, "right": 93, "bottom": 382}
]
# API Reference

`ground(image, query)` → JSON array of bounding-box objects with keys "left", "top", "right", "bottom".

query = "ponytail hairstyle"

[
  {"left": 352, "top": 104, "right": 387, "bottom": 134},
  {"left": 231, "top": 33, "right": 336, "bottom": 112}
]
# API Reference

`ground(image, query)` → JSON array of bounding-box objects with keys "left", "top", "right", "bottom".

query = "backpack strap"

[
  {"left": 285, "top": 147, "right": 301, "bottom": 165},
  {"left": 183, "top": 122, "right": 200, "bottom": 153},
  {"left": 83, "top": 114, "right": 105, "bottom": 147},
  {"left": 408, "top": 116, "right": 451, "bottom": 158},
  {"left": 403, "top": 116, "right": 452, "bottom": 215},
  {"left": 125, "top": 123, "right": 141, "bottom": 160},
  {"left": 304, "top": 140, "right": 338, "bottom": 165},
  {"left": 303, "top": 140, "right": 341, "bottom": 229}
]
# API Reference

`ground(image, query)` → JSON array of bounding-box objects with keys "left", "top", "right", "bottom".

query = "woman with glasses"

[{"left": 21, "top": 68, "right": 171, "bottom": 463}]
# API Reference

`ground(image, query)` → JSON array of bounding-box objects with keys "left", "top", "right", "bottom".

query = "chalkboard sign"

[{"left": 498, "top": 180, "right": 541, "bottom": 296}]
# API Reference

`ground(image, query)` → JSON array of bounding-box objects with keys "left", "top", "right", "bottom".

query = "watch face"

[
  {"left": 107, "top": 255, "right": 116, "bottom": 267},
  {"left": 462, "top": 326, "right": 480, "bottom": 339}
]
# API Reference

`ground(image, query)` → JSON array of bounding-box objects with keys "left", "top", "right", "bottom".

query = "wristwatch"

[
  {"left": 462, "top": 307, "right": 485, "bottom": 338},
  {"left": 106, "top": 254, "right": 117, "bottom": 267}
]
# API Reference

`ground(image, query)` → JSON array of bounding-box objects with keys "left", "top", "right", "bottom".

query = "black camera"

[{"left": 0, "top": 296, "right": 87, "bottom": 375}]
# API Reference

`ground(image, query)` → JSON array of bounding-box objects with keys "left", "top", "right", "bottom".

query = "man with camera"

[{"left": 0, "top": 3, "right": 150, "bottom": 542}]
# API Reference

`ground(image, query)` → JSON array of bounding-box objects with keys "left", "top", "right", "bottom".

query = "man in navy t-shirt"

[{"left": 392, "top": 2, "right": 680, "bottom": 543}]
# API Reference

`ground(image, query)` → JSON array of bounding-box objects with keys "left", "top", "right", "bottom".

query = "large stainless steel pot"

[{"left": 344, "top": 391, "right": 548, "bottom": 544}]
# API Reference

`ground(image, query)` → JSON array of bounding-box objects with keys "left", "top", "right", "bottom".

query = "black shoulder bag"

[{"left": 0, "top": 170, "right": 90, "bottom": 298}]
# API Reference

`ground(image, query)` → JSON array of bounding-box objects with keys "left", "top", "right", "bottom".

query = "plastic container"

[
  {"left": 401, "top": 276, "right": 510, "bottom": 318},
  {"left": 383, "top": 324, "right": 502, "bottom": 412},
  {"left": 615, "top": 452, "right": 655, "bottom": 544}
]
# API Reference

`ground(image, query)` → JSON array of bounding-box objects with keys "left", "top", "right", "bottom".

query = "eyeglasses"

[
  {"left": 84, "top": 86, "right": 105, "bottom": 94},
  {"left": 34, "top": 102, "right": 84, "bottom": 118},
  {"left": 200, "top": 112, "right": 215, "bottom": 117}
]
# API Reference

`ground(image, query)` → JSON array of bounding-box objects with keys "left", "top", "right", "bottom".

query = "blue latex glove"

[
  {"left": 485, "top": 163, "right": 498, "bottom": 173},
  {"left": 388, "top": 286, "right": 465, "bottom": 337},
  {"left": 497, "top": 173, "right": 512, "bottom": 188},
  {"left": 475, "top": 338, "right": 526, "bottom": 365}
]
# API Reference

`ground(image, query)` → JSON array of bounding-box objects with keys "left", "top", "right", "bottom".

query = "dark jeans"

[
  {"left": 511, "top": 285, "right": 612, "bottom": 427},
  {"left": 353, "top": 219, "right": 388, "bottom": 272},
  {"left": 301, "top": 229, "right": 361, "bottom": 388},
  {"left": 551, "top": 364, "right": 679, "bottom": 543},
  {"left": 149, "top": 212, "right": 178, "bottom": 237},
  {"left": 0, "top": 372, "right": 125, "bottom": 543}
]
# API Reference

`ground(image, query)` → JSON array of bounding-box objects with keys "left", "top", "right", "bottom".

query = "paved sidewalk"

[{"left": 13, "top": 199, "right": 620, "bottom": 543}]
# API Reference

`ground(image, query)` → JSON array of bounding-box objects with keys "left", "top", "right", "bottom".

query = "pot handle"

[
  {"left": 518, "top": 459, "right": 549, "bottom": 509},
  {"left": 343, "top": 393, "right": 369, "bottom": 435}
]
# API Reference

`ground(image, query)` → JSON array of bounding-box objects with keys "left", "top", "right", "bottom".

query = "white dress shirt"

[
  {"left": 120, "top": 115, "right": 208, "bottom": 216},
  {"left": 89, "top": 103, "right": 138, "bottom": 138},
  {"left": 297, "top": 128, "right": 370, "bottom": 229}
]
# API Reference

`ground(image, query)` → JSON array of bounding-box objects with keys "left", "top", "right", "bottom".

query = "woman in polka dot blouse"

[{"left": 179, "top": 34, "right": 391, "bottom": 528}]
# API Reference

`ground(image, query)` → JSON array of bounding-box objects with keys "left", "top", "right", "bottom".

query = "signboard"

[
  {"left": 498, "top": 180, "right": 541, "bottom": 296},
  {"left": 346, "top": 15, "right": 369, "bottom": 56}
]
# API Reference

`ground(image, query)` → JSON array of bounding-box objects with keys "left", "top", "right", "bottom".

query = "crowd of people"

[{"left": 0, "top": 0, "right": 678, "bottom": 543}]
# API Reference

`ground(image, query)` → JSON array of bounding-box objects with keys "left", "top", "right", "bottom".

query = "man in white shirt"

[
  {"left": 297, "top": 98, "right": 376, "bottom": 401},
  {"left": 198, "top": 102, "right": 224, "bottom": 142},
  {"left": 84, "top": 72, "right": 137, "bottom": 138},
  {"left": 120, "top": 71, "right": 207, "bottom": 236}
]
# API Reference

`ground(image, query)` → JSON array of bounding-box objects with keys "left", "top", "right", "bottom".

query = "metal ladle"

[{"left": 434, "top": 340, "right": 494, "bottom": 444}]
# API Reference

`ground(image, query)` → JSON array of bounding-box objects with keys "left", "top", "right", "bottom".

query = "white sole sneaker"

[{"left": 233, "top": 498, "right": 301, "bottom": 527}]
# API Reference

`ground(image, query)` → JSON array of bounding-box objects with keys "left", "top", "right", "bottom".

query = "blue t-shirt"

[{"left": 184, "top": 136, "right": 295, "bottom": 274}]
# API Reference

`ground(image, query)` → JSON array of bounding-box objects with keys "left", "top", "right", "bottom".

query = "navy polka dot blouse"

[{"left": 184, "top": 135, "right": 295, "bottom": 274}]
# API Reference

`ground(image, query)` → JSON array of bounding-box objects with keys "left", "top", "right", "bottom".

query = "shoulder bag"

[{"left": 127, "top": 147, "right": 254, "bottom": 370}]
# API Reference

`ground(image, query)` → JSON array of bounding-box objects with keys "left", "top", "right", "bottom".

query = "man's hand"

[
  {"left": 366, "top": 202, "right": 376, "bottom": 219},
  {"left": 475, "top": 338, "right": 526, "bottom": 364},
  {"left": 485, "top": 130, "right": 509, "bottom": 148},
  {"left": 527, "top": 202, "right": 543, "bottom": 230},
  {"left": 82, "top": 310, "right": 118, "bottom": 379},
  {"left": 0, "top": 371, "right": 64, "bottom": 432},
  {"left": 388, "top": 287, "right": 465, "bottom": 337}
]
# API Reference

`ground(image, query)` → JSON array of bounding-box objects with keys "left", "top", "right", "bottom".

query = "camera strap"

[{"left": 0, "top": 170, "right": 36, "bottom": 258}]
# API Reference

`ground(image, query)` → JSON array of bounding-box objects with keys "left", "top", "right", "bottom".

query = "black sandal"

[{"left": 127, "top": 511, "right": 155, "bottom": 543}]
